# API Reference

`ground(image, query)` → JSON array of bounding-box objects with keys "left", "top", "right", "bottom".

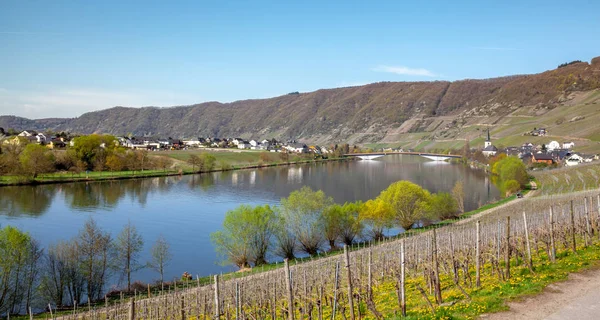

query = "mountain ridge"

[{"left": 2, "top": 57, "right": 600, "bottom": 145}]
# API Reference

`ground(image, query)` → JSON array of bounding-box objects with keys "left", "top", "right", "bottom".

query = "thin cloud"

[{"left": 372, "top": 65, "right": 438, "bottom": 77}]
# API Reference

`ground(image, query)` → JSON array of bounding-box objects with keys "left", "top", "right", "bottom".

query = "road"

[{"left": 482, "top": 267, "right": 600, "bottom": 320}]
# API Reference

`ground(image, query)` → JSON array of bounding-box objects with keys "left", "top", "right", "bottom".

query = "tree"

[
  {"left": 279, "top": 151, "right": 290, "bottom": 163},
  {"left": 321, "top": 202, "right": 364, "bottom": 250},
  {"left": 504, "top": 179, "right": 521, "bottom": 196},
  {"left": 211, "top": 204, "right": 276, "bottom": 268},
  {"left": 105, "top": 153, "right": 125, "bottom": 172},
  {"left": 452, "top": 180, "right": 465, "bottom": 214},
  {"left": 77, "top": 218, "right": 112, "bottom": 302},
  {"left": 187, "top": 154, "right": 202, "bottom": 172},
  {"left": 279, "top": 186, "right": 334, "bottom": 255},
  {"left": 428, "top": 192, "right": 458, "bottom": 221},
  {"left": 377, "top": 181, "right": 431, "bottom": 231},
  {"left": 200, "top": 153, "right": 216, "bottom": 172},
  {"left": 0, "top": 226, "right": 41, "bottom": 315},
  {"left": 272, "top": 212, "right": 297, "bottom": 260},
  {"left": 462, "top": 139, "right": 471, "bottom": 158},
  {"left": 19, "top": 143, "right": 55, "bottom": 178},
  {"left": 150, "top": 235, "right": 172, "bottom": 289},
  {"left": 492, "top": 156, "right": 528, "bottom": 187},
  {"left": 156, "top": 156, "right": 173, "bottom": 172},
  {"left": 115, "top": 221, "right": 144, "bottom": 292},
  {"left": 360, "top": 199, "right": 394, "bottom": 240},
  {"left": 71, "top": 134, "right": 118, "bottom": 170}
]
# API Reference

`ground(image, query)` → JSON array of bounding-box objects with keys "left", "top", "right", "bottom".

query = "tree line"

[
  {"left": 211, "top": 180, "right": 465, "bottom": 269},
  {"left": 0, "top": 134, "right": 176, "bottom": 179},
  {"left": 0, "top": 220, "right": 172, "bottom": 316}
]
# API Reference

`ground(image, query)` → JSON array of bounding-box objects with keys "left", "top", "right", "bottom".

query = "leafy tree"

[
  {"left": 156, "top": 156, "right": 173, "bottom": 172},
  {"left": 211, "top": 204, "right": 276, "bottom": 268},
  {"left": 377, "top": 181, "right": 431, "bottom": 231},
  {"left": 279, "top": 152, "right": 290, "bottom": 163},
  {"left": 452, "top": 180, "right": 465, "bottom": 213},
  {"left": 0, "top": 226, "right": 41, "bottom": 315},
  {"left": 492, "top": 156, "right": 528, "bottom": 187},
  {"left": 150, "top": 234, "right": 172, "bottom": 288},
  {"left": 272, "top": 213, "right": 297, "bottom": 260},
  {"left": 106, "top": 153, "right": 125, "bottom": 172},
  {"left": 187, "top": 154, "right": 202, "bottom": 172},
  {"left": 504, "top": 179, "right": 521, "bottom": 196},
  {"left": 200, "top": 153, "right": 217, "bottom": 172},
  {"left": 114, "top": 221, "right": 144, "bottom": 292},
  {"left": 360, "top": 199, "right": 394, "bottom": 240},
  {"left": 77, "top": 218, "right": 112, "bottom": 302},
  {"left": 71, "top": 134, "right": 118, "bottom": 170},
  {"left": 19, "top": 143, "right": 55, "bottom": 178},
  {"left": 219, "top": 160, "right": 232, "bottom": 171},
  {"left": 428, "top": 192, "right": 458, "bottom": 220},
  {"left": 321, "top": 204, "right": 344, "bottom": 251},
  {"left": 279, "top": 186, "right": 334, "bottom": 255}
]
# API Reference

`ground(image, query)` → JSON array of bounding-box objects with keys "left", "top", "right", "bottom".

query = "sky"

[{"left": 1, "top": 0, "right": 599, "bottom": 119}]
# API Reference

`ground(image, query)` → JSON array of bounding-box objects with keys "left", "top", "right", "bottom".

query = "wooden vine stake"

[
  {"left": 344, "top": 245, "right": 355, "bottom": 320},
  {"left": 549, "top": 206, "right": 556, "bottom": 262},
  {"left": 431, "top": 229, "right": 442, "bottom": 304},
  {"left": 476, "top": 220, "right": 481, "bottom": 287},
  {"left": 522, "top": 212, "right": 533, "bottom": 271},
  {"left": 214, "top": 275, "right": 221, "bottom": 319},
  {"left": 570, "top": 200, "right": 577, "bottom": 253},
  {"left": 400, "top": 239, "right": 406, "bottom": 317},
  {"left": 505, "top": 216, "right": 511, "bottom": 280},
  {"left": 284, "top": 259, "right": 294, "bottom": 320},
  {"left": 128, "top": 297, "right": 135, "bottom": 320}
]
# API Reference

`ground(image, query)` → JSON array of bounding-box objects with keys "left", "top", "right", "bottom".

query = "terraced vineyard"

[{"left": 533, "top": 162, "right": 600, "bottom": 196}]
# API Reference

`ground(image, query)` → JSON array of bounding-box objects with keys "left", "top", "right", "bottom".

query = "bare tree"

[
  {"left": 115, "top": 221, "right": 144, "bottom": 292},
  {"left": 150, "top": 234, "right": 172, "bottom": 289},
  {"left": 78, "top": 218, "right": 112, "bottom": 303},
  {"left": 452, "top": 180, "right": 465, "bottom": 213}
]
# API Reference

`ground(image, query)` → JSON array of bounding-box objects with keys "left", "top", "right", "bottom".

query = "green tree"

[
  {"left": 504, "top": 179, "right": 521, "bottom": 196},
  {"left": 71, "top": 134, "right": 118, "bottom": 170},
  {"left": 279, "top": 187, "right": 334, "bottom": 255},
  {"left": 321, "top": 202, "right": 364, "bottom": 250},
  {"left": 0, "top": 226, "right": 41, "bottom": 315},
  {"left": 114, "top": 221, "right": 144, "bottom": 292},
  {"left": 360, "top": 199, "right": 394, "bottom": 240},
  {"left": 211, "top": 204, "right": 276, "bottom": 268},
  {"left": 149, "top": 235, "right": 172, "bottom": 289},
  {"left": 105, "top": 153, "right": 125, "bottom": 172},
  {"left": 377, "top": 180, "right": 431, "bottom": 231},
  {"left": 321, "top": 204, "right": 344, "bottom": 251},
  {"left": 428, "top": 192, "right": 458, "bottom": 221},
  {"left": 187, "top": 154, "right": 202, "bottom": 172},
  {"left": 19, "top": 143, "right": 55, "bottom": 178},
  {"left": 200, "top": 153, "right": 216, "bottom": 171},
  {"left": 492, "top": 156, "right": 528, "bottom": 187}
]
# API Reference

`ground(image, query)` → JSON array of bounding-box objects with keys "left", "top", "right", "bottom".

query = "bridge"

[{"left": 344, "top": 152, "right": 463, "bottom": 161}]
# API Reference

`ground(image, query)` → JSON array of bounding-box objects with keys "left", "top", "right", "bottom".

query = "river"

[{"left": 0, "top": 155, "right": 499, "bottom": 287}]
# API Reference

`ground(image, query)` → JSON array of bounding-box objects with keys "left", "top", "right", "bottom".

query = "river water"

[{"left": 0, "top": 155, "right": 499, "bottom": 287}]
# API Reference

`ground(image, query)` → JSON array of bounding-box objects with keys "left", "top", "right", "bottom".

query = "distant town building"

[{"left": 482, "top": 129, "right": 497, "bottom": 157}]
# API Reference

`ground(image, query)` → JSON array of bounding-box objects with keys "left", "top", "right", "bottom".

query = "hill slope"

[{"left": 2, "top": 57, "right": 600, "bottom": 147}]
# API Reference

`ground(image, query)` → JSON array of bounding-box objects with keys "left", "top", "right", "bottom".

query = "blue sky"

[{"left": 1, "top": 0, "right": 599, "bottom": 119}]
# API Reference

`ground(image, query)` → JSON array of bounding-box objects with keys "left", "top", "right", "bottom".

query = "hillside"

[{"left": 2, "top": 57, "right": 600, "bottom": 148}]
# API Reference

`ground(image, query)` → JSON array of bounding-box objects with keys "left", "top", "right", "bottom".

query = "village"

[{"left": 1, "top": 126, "right": 598, "bottom": 167}]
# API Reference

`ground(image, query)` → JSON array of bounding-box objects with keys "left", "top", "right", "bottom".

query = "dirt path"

[{"left": 481, "top": 267, "right": 600, "bottom": 320}]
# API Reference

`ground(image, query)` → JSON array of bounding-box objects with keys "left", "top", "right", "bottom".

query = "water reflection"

[{"left": 0, "top": 185, "right": 56, "bottom": 217}]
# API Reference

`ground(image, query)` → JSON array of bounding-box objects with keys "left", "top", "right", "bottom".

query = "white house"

[
  {"left": 250, "top": 140, "right": 259, "bottom": 147},
  {"left": 18, "top": 130, "right": 34, "bottom": 137},
  {"left": 547, "top": 141, "right": 560, "bottom": 151},
  {"left": 565, "top": 154, "right": 583, "bottom": 166},
  {"left": 562, "top": 142, "right": 575, "bottom": 149},
  {"left": 232, "top": 138, "right": 244, "bottom": 146},
  {"left": 238, "top": 142, "right": 251, "bottom": 149}
]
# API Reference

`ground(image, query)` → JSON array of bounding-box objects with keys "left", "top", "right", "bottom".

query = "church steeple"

[{"left": 484, "top": 128, "right": 492, "bottom": 148}]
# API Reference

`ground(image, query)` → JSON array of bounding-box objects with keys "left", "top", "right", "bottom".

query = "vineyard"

[
  {"left": 52, "top": 190, "right": 600, "bottom": 320},
  {"left": 533, "top": 162, "right": 600, "bottom": 196}
]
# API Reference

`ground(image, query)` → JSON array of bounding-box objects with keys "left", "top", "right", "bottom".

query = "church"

[{"left": 482, "top": 128, "right": 498, "bottom": 157}]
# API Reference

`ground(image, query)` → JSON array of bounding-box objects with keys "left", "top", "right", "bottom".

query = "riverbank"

[{"left": 0, "top": 155, "right": 352, "bottom": 186}]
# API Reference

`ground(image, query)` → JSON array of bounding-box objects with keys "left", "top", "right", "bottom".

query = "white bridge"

[{"left": 349, "top": 152, "right": 461, "bottom": 161}]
